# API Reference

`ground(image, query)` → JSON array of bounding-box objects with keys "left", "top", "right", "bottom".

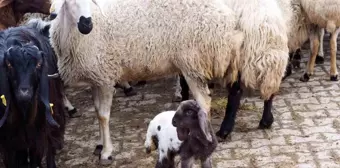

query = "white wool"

[
  {"left": 224, "top": 0, "right": 289, "bottom": 99},
  {"left": 144, "top": 111, "right": 182, "bottom": 162},
  {"left": 49, "top": 0, "right": 244, "bottom": 89},
  {"left": 301, "top": 0, "right": 340, "bottom": 33}
]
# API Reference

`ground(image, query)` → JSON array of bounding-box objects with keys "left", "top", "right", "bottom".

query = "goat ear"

[
  {"left": 4, "top": 47, "right": 13, "bottom": 69},
  {"left": 38, "top": 53, "right": 60, "bottom": 127},
  {"left": 0, "top": 56, "right": 11, "bottom": 127},
  {"left": 198, "top": 108, "right": 212, "bottom": 142}
]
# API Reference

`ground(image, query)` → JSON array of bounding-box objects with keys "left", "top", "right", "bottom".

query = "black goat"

[
  {"left": 0, "top": 22, "right": 65, "bottom": 168},
  {"left": 172, "top": 100, "right": 218, "bottom": 168}
]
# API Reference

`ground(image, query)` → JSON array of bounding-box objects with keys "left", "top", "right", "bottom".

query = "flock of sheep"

[{"left": 0, "top": 0, "right": 340, "bottom": 167}]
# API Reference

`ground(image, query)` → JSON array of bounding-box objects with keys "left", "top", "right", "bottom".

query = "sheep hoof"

[
  {"left": 208, "top": 82, "right": 215, "bottom": 89},
  {"left": 93, "top": 145, "right": 103, "bottom": 156},
  {"left": 258, "top": 119, "right": 273, "bottom": 129},
  {"left": 330, "top": 75, "right": 338, "bottom": 81},
  {"left": 99, "top": 156, "right": 113, "bottom": 166},
  {"left": 315, "top": 55, "right": 324, "bottom": 64},
  {"left": 215, "top": 130, "right": 230, "bottom": 141},
  {"left": 299, "top": 73, "right": 310, "bottom": 82},
  {"left": 292, "top": 60, "right": 300, "bottom": 69},
  {"left": 135, "top": 80, "right": 147, "bottom": 86},
  {"left": 124, "top": 87, "right": 137, "bottom": 97},
  {"left": 68, "top": 108, "right": 82, "bottom": 118},
  {"left": 145, "top": 147, "right": 151, "bottom": 154}
]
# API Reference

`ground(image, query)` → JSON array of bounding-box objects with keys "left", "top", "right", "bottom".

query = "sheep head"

[
  {"left": 55, "top": 0, "right": 106, "bottom": 35},
  {"left": 172, "top": 100, "right": 212, "bottom": 144}
]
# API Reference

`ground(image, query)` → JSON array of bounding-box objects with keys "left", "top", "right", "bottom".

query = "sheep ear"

[
  {"left": 198, "top": 108, "right": 212, "bottom": 142},
  {"left": 92, "top": 0, "right": 107, "bottom": 18},
  {"left": 38, "top": 52, "right": 60, "bottom": 127}
]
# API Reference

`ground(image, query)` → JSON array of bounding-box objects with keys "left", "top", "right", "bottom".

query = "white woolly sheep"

[
  {"left": 145, "top": 100, "right": 218, "bottom": 168},
  {"left": 300, "top": 0, "right": 340, "bottom": 82},
  {"left": 215, "top": 0, "right": 293, "bottom": 139},
  {"left": 46, "top": 0, "right": 244, "bottom": 165}
]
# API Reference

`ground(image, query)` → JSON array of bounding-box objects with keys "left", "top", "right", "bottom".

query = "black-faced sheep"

[
  {"left": 0, "top": 22, "right": 65, "bottom": 168},
  {"left": 145, "top": 100, "right": 217, "bottom": 168}
]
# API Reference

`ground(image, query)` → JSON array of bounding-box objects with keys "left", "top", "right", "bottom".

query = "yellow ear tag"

[
  {"left": 1, "top": 95, "right": 6, "bottom": 106},
  {"left": 50, "top": 103, "right": 54, "bottom": 115}
]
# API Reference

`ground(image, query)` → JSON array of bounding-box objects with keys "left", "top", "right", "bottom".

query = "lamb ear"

[{"left": 198, "top": 107, "right": 212, "bottom": 142}]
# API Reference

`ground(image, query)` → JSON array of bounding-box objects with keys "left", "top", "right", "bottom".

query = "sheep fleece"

[
  {"left": 50, "top": 0, "right": 244, "bottom": 89},
  {"left": 301, "top": 0, "right": 340, "bottom": 33}
]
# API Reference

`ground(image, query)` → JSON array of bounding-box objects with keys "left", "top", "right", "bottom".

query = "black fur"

[
  {"left": 0, "top": 22, "right": 66, "bottom": 168},
  {"left": 215, "top": 74, "right": 275, "bottom": 140},
  {"left": 172, "top": 100, "right": 217, "bottom": 168}
]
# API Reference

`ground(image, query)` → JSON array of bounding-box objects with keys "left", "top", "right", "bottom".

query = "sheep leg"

[
  {"left": 329, "top": 28, "right": 340, "bottom": 81},
  {"left": 291, "top": 48, "right": 302, "bottom": 69},
  {"left": 216, "top": 78, "right": 242, "bottom": 140},
  {"left": 182, "top": 75, "right": 211, "bottom": 119},
  {"left": 155, "top": 151, "right": 176, "bottom": 168},
  {"left": 172, "top": 75, "right": 184, "bottom": 102},
  {"left": 120, "top": 81, "right": 137, "bottom": 96},
  {"left": 180, "top": 74, "right": 189, "bottom": 101},
  {"left": 63, "top": 95, "right": 81, "bottom": 118},
  {"left": 180, "top": 156, "right": 194, "bottom": 168},
  {"left": 300, "top": 27, "right": 320, "bottom": 82},
  {"left": 95, "top": 86, "right": 114, "bottom": 165},
  {"left": 258, "top": 94, "right": 274, "bottom": 129},
  {"left": 316, "top": 28, "right": 325, "bottom": 64},
  {"left": 201, "top": 156, "right": 212, "bottom": 168},
  {"left": 92, "top": 87, "right": 104, "bottom": 156}
]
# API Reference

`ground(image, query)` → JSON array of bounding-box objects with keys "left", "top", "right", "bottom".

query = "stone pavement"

[{"left": 52, "top": 35, "right": 340, "bottom": 168}]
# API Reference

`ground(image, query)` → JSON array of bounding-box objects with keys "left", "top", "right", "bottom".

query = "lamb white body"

[
  {"left": 49, "top": 0, "right": 244, "bottom": 164},
  {"left": 144, "top": 111, "right": 182, "bottom": 163}
]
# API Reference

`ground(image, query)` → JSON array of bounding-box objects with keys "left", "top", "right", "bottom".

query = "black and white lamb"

[{"left": 145, "top": 100, "right": 217, "bottom": 168}]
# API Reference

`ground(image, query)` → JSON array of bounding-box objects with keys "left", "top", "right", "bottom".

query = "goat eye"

[
  {"left": 36, "top": 63, "right": 41, "bottom": 69},
  {"left": 7, "top": 63, "right": 12, "bottom": 69},
  {"left": 186, "top": 110, "right": 193, "bottom": 116}
]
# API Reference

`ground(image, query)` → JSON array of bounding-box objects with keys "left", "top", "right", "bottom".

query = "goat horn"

[
  {"left": 48, "top": 73, "right": 60, "bottom": 78},
  {"left": 32, "top": 45, "right": 40, "bottom": 50}
]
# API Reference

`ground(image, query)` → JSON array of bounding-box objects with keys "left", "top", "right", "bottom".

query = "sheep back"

[{"left": 301, "top": 0, "right": 340, "bottom": 32}]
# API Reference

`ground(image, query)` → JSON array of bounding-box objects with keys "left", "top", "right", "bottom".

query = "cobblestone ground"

[{"left": 1, "top": 36, "right": 340, "bottom": 168}]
